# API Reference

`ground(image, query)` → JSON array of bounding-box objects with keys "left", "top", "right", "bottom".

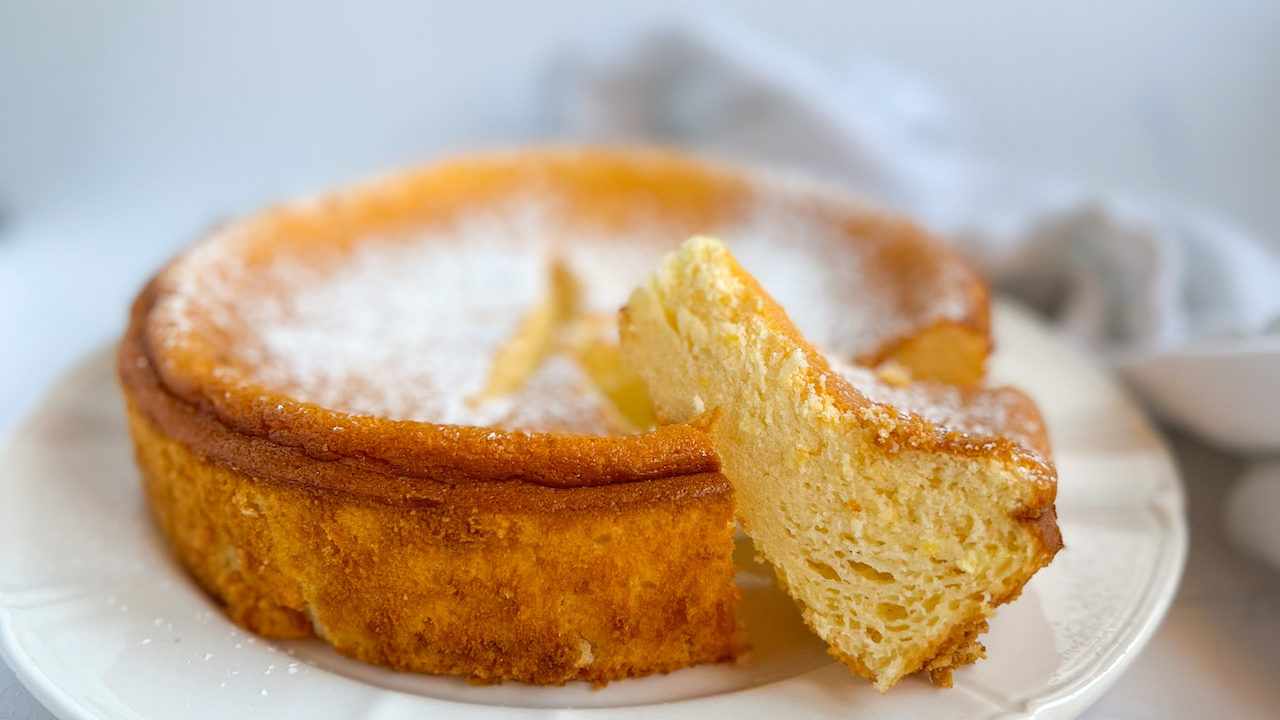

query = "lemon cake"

[{"left": 119, "top": 148, "right": 998, "bottom": 685}]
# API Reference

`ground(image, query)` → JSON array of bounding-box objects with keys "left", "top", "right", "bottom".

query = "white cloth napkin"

[
  {"left": 549, "top": 17, "right": 1280, "bottom": 569},
  {"left": 551, "top": 18, "right": 1280, "bottom": 358}
]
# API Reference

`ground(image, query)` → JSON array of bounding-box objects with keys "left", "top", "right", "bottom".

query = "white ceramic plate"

[{"left": 0, "top": 302, "right": 1186, "bottom": 720}]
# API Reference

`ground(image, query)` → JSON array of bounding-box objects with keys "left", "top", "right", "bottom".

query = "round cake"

[{"left": 118, "top": 147, "right": 994, "bottom": 685}]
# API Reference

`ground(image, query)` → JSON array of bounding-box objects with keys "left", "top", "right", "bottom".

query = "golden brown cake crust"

[
  {"left": 125, "top": 396, "right": 744, "bottom": 684},
  {"left": 124, "top": 281, "right": 726, "bottom": 506}
]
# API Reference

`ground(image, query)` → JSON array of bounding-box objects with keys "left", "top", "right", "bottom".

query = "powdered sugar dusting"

[
  {"left": 484, "top": 355, "right": 620, "bottom": 434},
  {"left": 151, "top": 169, "right": 977, "bottom": 434},
  {"left": 562, "top": 185, "right": 975, "bottom": 361},
  {"left": 731, "top": 200, "right": 890, "bottom": 359},
  {"left": 831, "top": 358, "right": 1047, "bottom": 463},
  {"left": 241, "top": 235, "right": 545, "bottom": 426}
]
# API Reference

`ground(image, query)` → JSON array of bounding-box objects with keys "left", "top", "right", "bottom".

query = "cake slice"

[{"left": 619, "top": 237, "right": 1061, "bottom": 692}]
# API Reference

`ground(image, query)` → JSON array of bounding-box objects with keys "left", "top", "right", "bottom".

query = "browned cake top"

[{"left": 126, "top": 147, "right": 990, "bottom": 491}]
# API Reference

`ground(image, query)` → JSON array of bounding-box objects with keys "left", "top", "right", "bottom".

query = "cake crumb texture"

[{"left": 620, "top": 237, "right": 1060, "bottom": 692}]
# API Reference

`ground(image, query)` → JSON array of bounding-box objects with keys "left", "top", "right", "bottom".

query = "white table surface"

[{"left": 3, "top": 2, "right": 1279, "bottom": 717}]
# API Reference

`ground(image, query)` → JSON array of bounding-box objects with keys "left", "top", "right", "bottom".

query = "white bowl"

[{"left": 1116, "top": 337, "right": 1280, "bottom": 453}]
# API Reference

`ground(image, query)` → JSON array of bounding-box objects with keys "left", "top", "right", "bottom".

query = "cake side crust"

[{"left": 124, "top": 395, "right": 744, "bottom": 684}]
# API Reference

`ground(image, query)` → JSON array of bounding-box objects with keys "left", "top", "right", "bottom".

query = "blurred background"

[{"left": 3, "top": 2, "right": 1279, "bottom": 718}]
